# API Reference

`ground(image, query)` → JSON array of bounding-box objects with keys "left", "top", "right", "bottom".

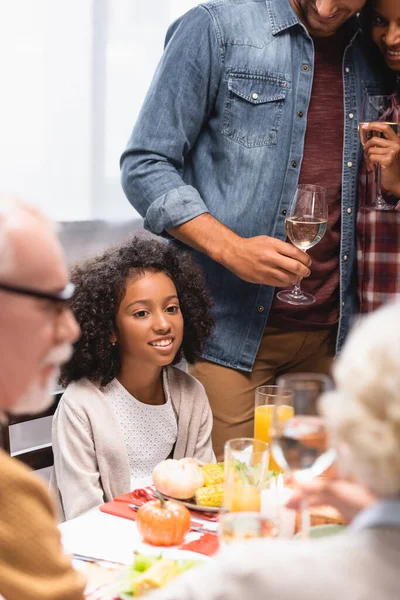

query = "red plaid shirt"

[{"left": 357, "top": 165, "right": 400, "bottom": 313}]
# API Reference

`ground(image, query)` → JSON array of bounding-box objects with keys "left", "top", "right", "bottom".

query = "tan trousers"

[{"left": 190, "top": 325, "right": 336, "bottom": 461}]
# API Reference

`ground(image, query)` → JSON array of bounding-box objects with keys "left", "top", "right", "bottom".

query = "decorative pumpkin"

[
  {"left": 136, "top": 493, "right": 191, "bottom": 546},
  {"left": 152, "top": 458, "right": 204, "bottom": 499}
]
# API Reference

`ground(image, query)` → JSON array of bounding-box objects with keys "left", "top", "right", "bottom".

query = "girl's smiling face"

[
  {"left": 111, "top": 270, "right": 184, "bottom": 369},
  {"left": 370, "top": 0, "right": 400, "bottom": 70}
]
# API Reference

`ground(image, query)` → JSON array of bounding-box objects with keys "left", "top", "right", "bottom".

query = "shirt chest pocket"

[{"left": 222, "top": 72, "right": 288, "bottom": 148}]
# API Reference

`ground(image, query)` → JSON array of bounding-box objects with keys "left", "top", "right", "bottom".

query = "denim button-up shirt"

[{"left": 121, "top": 0, "right": 386, "bottom": 371}]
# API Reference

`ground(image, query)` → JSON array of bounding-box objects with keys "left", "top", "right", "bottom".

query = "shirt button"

[
  {"left": 342, "top": 301, "right": 345, "bottom": 307},
  {"left": 257, "top": 305, "right": 265, "bottom": 313},
  {"left": 345, "top": 67, "right": 350, "bottom": 73},
  {"left": 348, "top": 113, "right": 354, "bottom": 119},
  {"left": 302, "top": 65, "right": 309, "bottom": 71},
  {"left": 282, "top": 209, "right": 287, "bottom": 216},
  {"left": 297, "top": 111, "right": 303, "bottom": 117},
  {"left": 291, "top": 161, "right": 297, "bottom": 168},
  {"left": 252, "top": 92, "right": 259, "bottom": 100},
  {"left": 347, "top": 161, "right": 353, "bottom": 168},
  {"left": 343, "top": 255, "right": 348, "bottom": 261},
  {"left": 347, "top": 207, "right": 352, "bottom": 214}
]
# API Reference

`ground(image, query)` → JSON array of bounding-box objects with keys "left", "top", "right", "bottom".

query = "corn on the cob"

[
  {"left": 202, "top": 463, "right": 224, "bottom": 486},
  {"left": 133, "top": 559, "right": 181, "bottom": 596},
  {"left": 195, "top": 483, "right": 224, "bottom": 508}
]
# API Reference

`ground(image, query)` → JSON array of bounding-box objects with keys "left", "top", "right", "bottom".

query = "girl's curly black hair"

[{"left": 60, "top": 234, "right": 214, "bottom": 387}]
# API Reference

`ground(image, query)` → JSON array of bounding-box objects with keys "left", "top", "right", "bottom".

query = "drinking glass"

[
  {"left": 358, "top": 93, "right": 400, "bottom": 211},
  {"left": 276, "top": 184, "right": 328, "bottom": 306},
  {"left": 224, "top": 438, "right": 270, "bottom": 512},
  {"left": 254, "top": 385, "right": 294, "bottom": 472},
  {"left": 218, "top": 512, "right": 279, "bottom": 546},
  {"left": 271, "top": 373, "right": 335, "bottom": 537}
]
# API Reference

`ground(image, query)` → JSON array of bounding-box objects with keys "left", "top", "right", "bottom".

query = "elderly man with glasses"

[{"left": 0, "top": 195, "right": 84, "bottom": 600}]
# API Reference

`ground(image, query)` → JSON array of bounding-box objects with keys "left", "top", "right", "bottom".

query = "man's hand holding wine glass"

[{"left": 222, "top": 235, "right": 312, "bottom": 287}]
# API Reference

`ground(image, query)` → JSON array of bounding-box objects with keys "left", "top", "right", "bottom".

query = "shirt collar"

[
  {"left": 266, "top": 0, "right": 300, "bottom": 35},
  {"left": 350, "top": 499, "right": 400, "bottom": 533},
  {"left": 266, "top": 0, "right": 361, "bottom": 39}
]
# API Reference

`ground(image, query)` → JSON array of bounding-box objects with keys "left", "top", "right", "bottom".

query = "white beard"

[
  {"left": 10, "top": 343, "right": 72, "bottom": 416},
  {"left": 11, "top": 370, "right": 58, "bottom": 416}
]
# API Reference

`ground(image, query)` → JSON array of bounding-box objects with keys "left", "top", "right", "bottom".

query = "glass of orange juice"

[
  {"left": 254, "top": 386, "right": 294, "bottom": 472},
  {"left": 224, "top": 438, "right": 269, "bottom": 512}
]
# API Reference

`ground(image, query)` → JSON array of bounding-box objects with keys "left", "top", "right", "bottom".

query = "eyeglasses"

[{"left": 0, "top": 281, "right": 75, "bottom": 304}]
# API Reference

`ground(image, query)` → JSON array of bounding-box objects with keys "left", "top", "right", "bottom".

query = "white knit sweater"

[{"left": 50, "top": 366, "right": 215, "bottom": 521}]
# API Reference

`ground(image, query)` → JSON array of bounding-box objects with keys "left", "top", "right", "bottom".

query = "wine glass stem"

[
  {"left": 376, "top": 163, "right": 383, "bottom": 201},
  {"left": 300, "top": 499, "right": 310, "bottom": 539},
  {"left": 291, "top": 282, "right": 302, "bottom": 296}
]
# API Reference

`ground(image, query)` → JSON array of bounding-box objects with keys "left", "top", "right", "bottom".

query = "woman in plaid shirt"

[{"left": 357, "top": 0, "right": 400, "bottom": 313}]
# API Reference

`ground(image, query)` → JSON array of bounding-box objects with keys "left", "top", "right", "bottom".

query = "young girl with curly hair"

[{"left": 51, "top": 235, "right": 215, "bottom": 520}]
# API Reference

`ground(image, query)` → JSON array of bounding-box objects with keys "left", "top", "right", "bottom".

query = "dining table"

[{"left": 58, "top": 477, "right": 216, "bottom": 597}]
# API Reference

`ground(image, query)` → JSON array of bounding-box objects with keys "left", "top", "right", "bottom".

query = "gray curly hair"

[{"left": 321, "top": 301, "right": 400, "bottom": 498}]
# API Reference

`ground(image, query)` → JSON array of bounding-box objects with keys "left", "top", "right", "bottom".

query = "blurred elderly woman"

[{"left": 149, "top": 302, "right": 400, "bottom": 600}]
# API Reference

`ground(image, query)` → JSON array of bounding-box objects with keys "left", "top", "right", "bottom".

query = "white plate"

[{"left": 161, "top": 493, "right": 223, "bottom": 514}]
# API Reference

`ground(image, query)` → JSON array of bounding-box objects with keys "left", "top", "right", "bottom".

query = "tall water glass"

[
  {"left": 224, "top": 438, "right": 270, "bottom": 513},
  {"left": 254, "top": 385, "right": 294, "bottom": 472}
]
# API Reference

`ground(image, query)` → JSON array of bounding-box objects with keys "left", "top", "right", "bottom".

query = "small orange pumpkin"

[{"left": 136, "top": 492, "right": 191, "bottom": 546}]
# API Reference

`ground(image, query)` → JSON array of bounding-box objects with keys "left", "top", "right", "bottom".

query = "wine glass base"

[
  {"left": 369, "top": 201, "right": 394, "bottom": 211},
  {"left": 276, "top": 289, "right": 315, "bottom": 306}
]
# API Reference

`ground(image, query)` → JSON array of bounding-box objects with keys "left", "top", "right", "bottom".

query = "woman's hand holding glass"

[
  {"left": 358, "top": 94, "right": 400, "bottom": 210},
  {"left": 361, "top": 121, "right": 400, "bottom": 200}
]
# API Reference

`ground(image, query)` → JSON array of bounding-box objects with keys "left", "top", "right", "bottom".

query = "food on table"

[
  {"left": 134, "top": 559, "right": 182, "bottom": 596},
  {"left": 136, "top": 493, "right": 191, "bottom": 546},
  {"left": 117, "top": 552, "right": 201, "bottom": 598},
  {"left": 132, "top": 553, "right": 160, "bottom": 573},
  {"left": 152, "top": 458, "right": 204, "bottom": 499},
  {"left": 309, "top": 504, "right": 346, "bottom": 526},
  {"left": 201, "top": 462, "right": 224, "bottom": 486},
  {"left": 151, "top": 458, "right": 276, "bottom": 510},
  {"left": 195, "top": 483, "right": 224, "bottom": 508}
]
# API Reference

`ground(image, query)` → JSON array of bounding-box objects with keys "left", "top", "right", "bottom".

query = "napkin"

[{"left": 99, "top": 501, "right": 137, "bottom": 521}]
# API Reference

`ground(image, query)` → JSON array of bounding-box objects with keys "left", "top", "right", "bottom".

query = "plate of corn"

[{"left": 162, "top": 463, "right": 225, "bottom": 512}]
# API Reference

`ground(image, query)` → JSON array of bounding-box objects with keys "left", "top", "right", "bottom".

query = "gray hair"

[
  {"left": 0, "top": 194, "right": 55, "bottom": 278},
  {"left": 321, "top": 301, "right": 400, "bottom": 497}
]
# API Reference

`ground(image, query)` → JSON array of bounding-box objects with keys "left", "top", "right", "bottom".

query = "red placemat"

[
  {"left": 100, "top": 501, "right": 137, "bottom": 521},
  {"left": 114, "top": 486, "right": 218, "bottom": 522},
  {"left": 179, "top": 532, "right": 220, "bottom": 556}
]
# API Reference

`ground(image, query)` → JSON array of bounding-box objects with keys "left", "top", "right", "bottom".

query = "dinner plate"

[
  {"left": 294, "top": 524, "right": 346, "bottom": 539},
  {"left": 161, "top": 493, "right": 223, "bottom": 514}
]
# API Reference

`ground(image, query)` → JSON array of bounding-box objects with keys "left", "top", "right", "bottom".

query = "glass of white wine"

[
  {"left": 358, "top": 93, "right": 400, "bottom": 211},
  {"left": 271, "top": 373, "right": 335, "bottom": 537},
  {"left": 277, "top": 184, "right": 327, "bottom": 306}
]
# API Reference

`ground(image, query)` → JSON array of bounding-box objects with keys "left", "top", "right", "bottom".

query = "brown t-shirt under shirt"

[{"left": 268, "top": 31, "right": 347, "bottom": 330}]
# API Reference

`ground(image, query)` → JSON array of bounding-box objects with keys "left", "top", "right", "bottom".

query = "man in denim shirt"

[{"left": 121, "top": 0, "right": 385, "bottom": 459}]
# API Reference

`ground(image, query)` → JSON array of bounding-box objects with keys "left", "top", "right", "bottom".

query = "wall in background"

[{"left": 0, "top": 0, "right": 199, "bottom": 221}]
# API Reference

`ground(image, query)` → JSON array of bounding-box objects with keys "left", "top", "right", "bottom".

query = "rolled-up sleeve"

[{"left": 120, "top": 6, "right": 221, "bottom": 234}]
